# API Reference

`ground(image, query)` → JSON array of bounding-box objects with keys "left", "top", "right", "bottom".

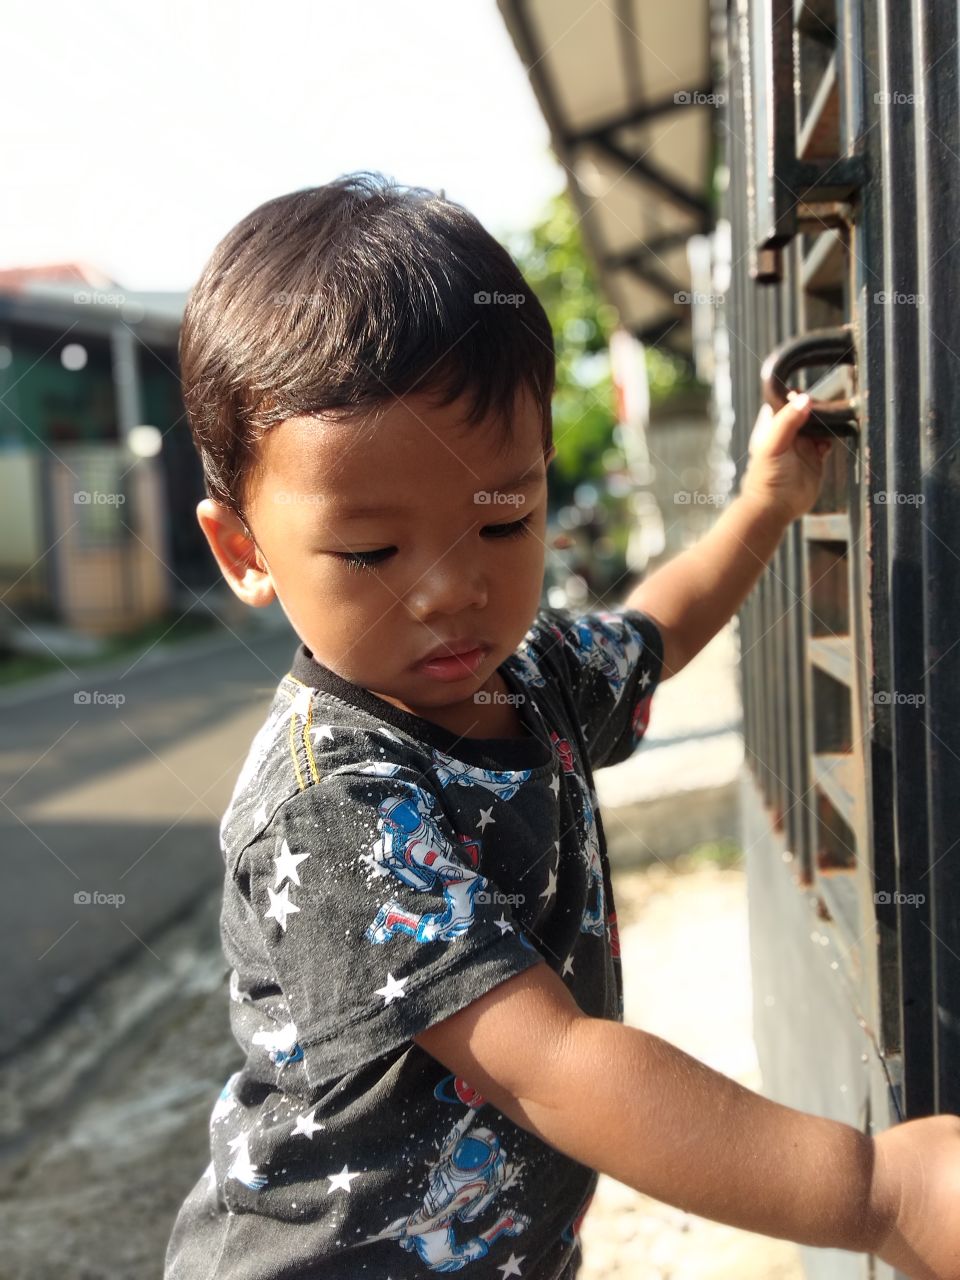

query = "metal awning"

[{"left": 497, "top": 0, "right": 716, "bottom": 357}]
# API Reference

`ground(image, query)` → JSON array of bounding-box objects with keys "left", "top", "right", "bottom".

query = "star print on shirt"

[
  {"left": 562, "top": 955, "right": 574, "bottom": 978},
  {"left": 226, "top": 1132, "right": 268, "bottom": 1191},
  {"left": 549, "top": 773, "right": 560, "bottom": 798},
  {"left": 326, "top": 1164, "right": 361, "bottom": 1194},
  {"left": 310, "top": 723, "right": 335, "bottom": 746},
  {"left": 292, "top": 1106, "right": 324, "bottom": 1139},
  {"left": 264, "top": 882, "right": 300, "bottom": 931},
  {"left": 375, "top": 972, "right": 409, "bottom": 1004},
  {"left": 539, "top": 868, "right": 557, "bottom": 903},
  {"left": 494, "top": 914, "right": 514, "bottom": 935},
  {"left": 273, "top": 838, "right": 310, "bottom": 888},
  {"left": 497, "top": 1253, "right": 526, "bottom": 1277},
  {"left": 477, "top": 806, "right": 496, "bottom": 831}
]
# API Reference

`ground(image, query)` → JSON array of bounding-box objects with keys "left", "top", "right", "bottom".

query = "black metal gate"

[{"left": 720, "top": 0, "right": 960, "bottom": 1240}]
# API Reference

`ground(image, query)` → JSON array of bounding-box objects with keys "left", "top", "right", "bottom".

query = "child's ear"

[
  {"left": 195, "top": 499, "right": 276, "bottom": 608},
  {"left": 545, "top": 443, "right": 557, "bottom": 466}
]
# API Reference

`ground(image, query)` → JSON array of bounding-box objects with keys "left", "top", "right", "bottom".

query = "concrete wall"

[{"left": 740, "top": 765, "right": 900, "bottom": 1280}]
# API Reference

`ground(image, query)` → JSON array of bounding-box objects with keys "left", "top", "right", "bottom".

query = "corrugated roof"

[{"left": 497, "top": 0, "right": 716, "bottom": 357}]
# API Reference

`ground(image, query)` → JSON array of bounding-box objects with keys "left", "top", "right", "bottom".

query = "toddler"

[{"left": 164, "top": 172, "right": 960, "bottom": 1280}]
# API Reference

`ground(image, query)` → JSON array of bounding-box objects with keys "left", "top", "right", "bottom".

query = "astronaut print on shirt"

[
  {"left": 364, "top": 771, "right": 530, "bottom": 947},
  {"left": 163, "top": 605, "right": 663, "bottom": 1280}
]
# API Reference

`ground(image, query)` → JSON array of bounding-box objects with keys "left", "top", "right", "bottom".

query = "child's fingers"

[{"left": 748, "top": 391, "right": 812, "bottom": 458}]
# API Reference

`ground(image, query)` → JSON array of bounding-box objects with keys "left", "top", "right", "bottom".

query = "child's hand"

[
  {"left": 871, "top": 1113, "right": 960, "bottom": 1279},
  {"left": 740, "top": 391, "right": 833, "bottom": 524}
]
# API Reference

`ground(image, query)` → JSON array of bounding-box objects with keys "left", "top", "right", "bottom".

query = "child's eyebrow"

[{"left": 331, "top": 466, "right": 546, "bottom": 520}]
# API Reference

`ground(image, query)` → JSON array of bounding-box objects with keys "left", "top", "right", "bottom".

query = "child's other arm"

[
  {"left": 622, "top": 394, "right": 828, "bottom": 681},
  {"left": 415, "top": 965, "right": 960, "bottom": 1275}
]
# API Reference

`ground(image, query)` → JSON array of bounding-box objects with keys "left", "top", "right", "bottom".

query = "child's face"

[{"left": 199, "top": 386, "right": 555, "bottom": 733}]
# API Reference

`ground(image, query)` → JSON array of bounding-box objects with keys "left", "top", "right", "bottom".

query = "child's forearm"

[
  {"left": 624, "top": 492, "right": 792, "bottom": 677},
  {"left": 504, "top": 1017, "right": 893, "bottom": 1254}
]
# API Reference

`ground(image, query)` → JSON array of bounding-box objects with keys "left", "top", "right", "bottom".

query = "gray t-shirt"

[{"left": 164, "top": 605, "right": 663, "bottom": 1280}]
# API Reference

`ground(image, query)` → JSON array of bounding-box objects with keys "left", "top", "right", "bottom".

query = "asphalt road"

[{"left": 0, "top": 615, "right": 298, "bottom": 1062}]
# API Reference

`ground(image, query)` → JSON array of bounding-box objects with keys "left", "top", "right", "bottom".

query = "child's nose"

[{"left": 409, "top": 556, "right": 489, "bottom": 616}]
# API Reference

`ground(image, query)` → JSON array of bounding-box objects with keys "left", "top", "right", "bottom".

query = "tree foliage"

[{"left": 503, "top": 188, "right": 698, "bottom": 511}]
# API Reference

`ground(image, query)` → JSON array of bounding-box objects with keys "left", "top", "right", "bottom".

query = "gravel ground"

[{"left": 0, "top": 858, "right": 805, "bottom": 1280}]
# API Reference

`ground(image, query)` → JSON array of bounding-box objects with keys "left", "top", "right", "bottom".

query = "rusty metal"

[{"left": 759, "top": 323, "right": 860, "bottom": 433}]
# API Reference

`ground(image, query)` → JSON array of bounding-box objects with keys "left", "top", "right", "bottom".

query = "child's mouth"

[{"left": 413, "top": 645, "right": 489, "bottom": 682}]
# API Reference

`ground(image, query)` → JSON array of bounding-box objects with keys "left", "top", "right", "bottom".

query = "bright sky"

[{"left": 3, "top": 0, "right": 565, "bottom": 290}]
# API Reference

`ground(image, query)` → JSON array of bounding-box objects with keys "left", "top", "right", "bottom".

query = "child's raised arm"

[
  {"left": 414, "top": 964, "right": 960, "bottom": 1278},
  {"left": 621, "top": 393, "right": 828, "bottom": 682}
]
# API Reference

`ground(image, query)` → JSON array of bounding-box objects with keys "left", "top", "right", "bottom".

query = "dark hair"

[{"left": 178, "top": 171, "right": 556, "bottom": 526}]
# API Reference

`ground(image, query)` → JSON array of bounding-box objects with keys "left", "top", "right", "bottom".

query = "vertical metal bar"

[
  {"left": 869, "top": 0, "right": 932, "bottom": 1112},
  {"left": 777, "top": 236, "right": 799, "bottom": 842},
  {"left": 800, "top": 0, "right": 877, "bottom": 1034},
  {"left": 772, "top": 523, "right": 788, "bottom": 830},
  {"left": 912, "top": 0, "right": 960, "bottom": 1119}
]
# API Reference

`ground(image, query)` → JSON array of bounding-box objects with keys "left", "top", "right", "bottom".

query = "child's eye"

[
  {"left": 333, "top": 548, "right": 395, "bottom": 574},
  {"left": 332, "top": 516, "right": 534, "bottom": 574},
  {"left": 482, "top": 515, "right": 534, "bottom": 539}
]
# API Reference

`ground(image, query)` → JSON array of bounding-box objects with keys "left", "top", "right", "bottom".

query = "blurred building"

[{"left": 0, "top": 266, "right": 209, "bottom": 640}]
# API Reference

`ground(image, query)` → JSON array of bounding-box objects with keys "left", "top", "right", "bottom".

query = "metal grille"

[{"left": 719, "top": 0, "right": 960, "bottom": 1121}]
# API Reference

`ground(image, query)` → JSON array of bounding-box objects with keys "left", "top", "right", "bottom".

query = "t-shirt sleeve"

[
  {"left": 239, "top": 763, "right": 548, "bottom": 1088},
  {"left": 539, "top": 605, "right": 665, "bottom": 771}
]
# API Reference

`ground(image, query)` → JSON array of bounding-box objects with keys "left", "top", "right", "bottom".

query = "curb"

[{"left": 0, "top": 616, "right": 293, "bottom": 710}]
